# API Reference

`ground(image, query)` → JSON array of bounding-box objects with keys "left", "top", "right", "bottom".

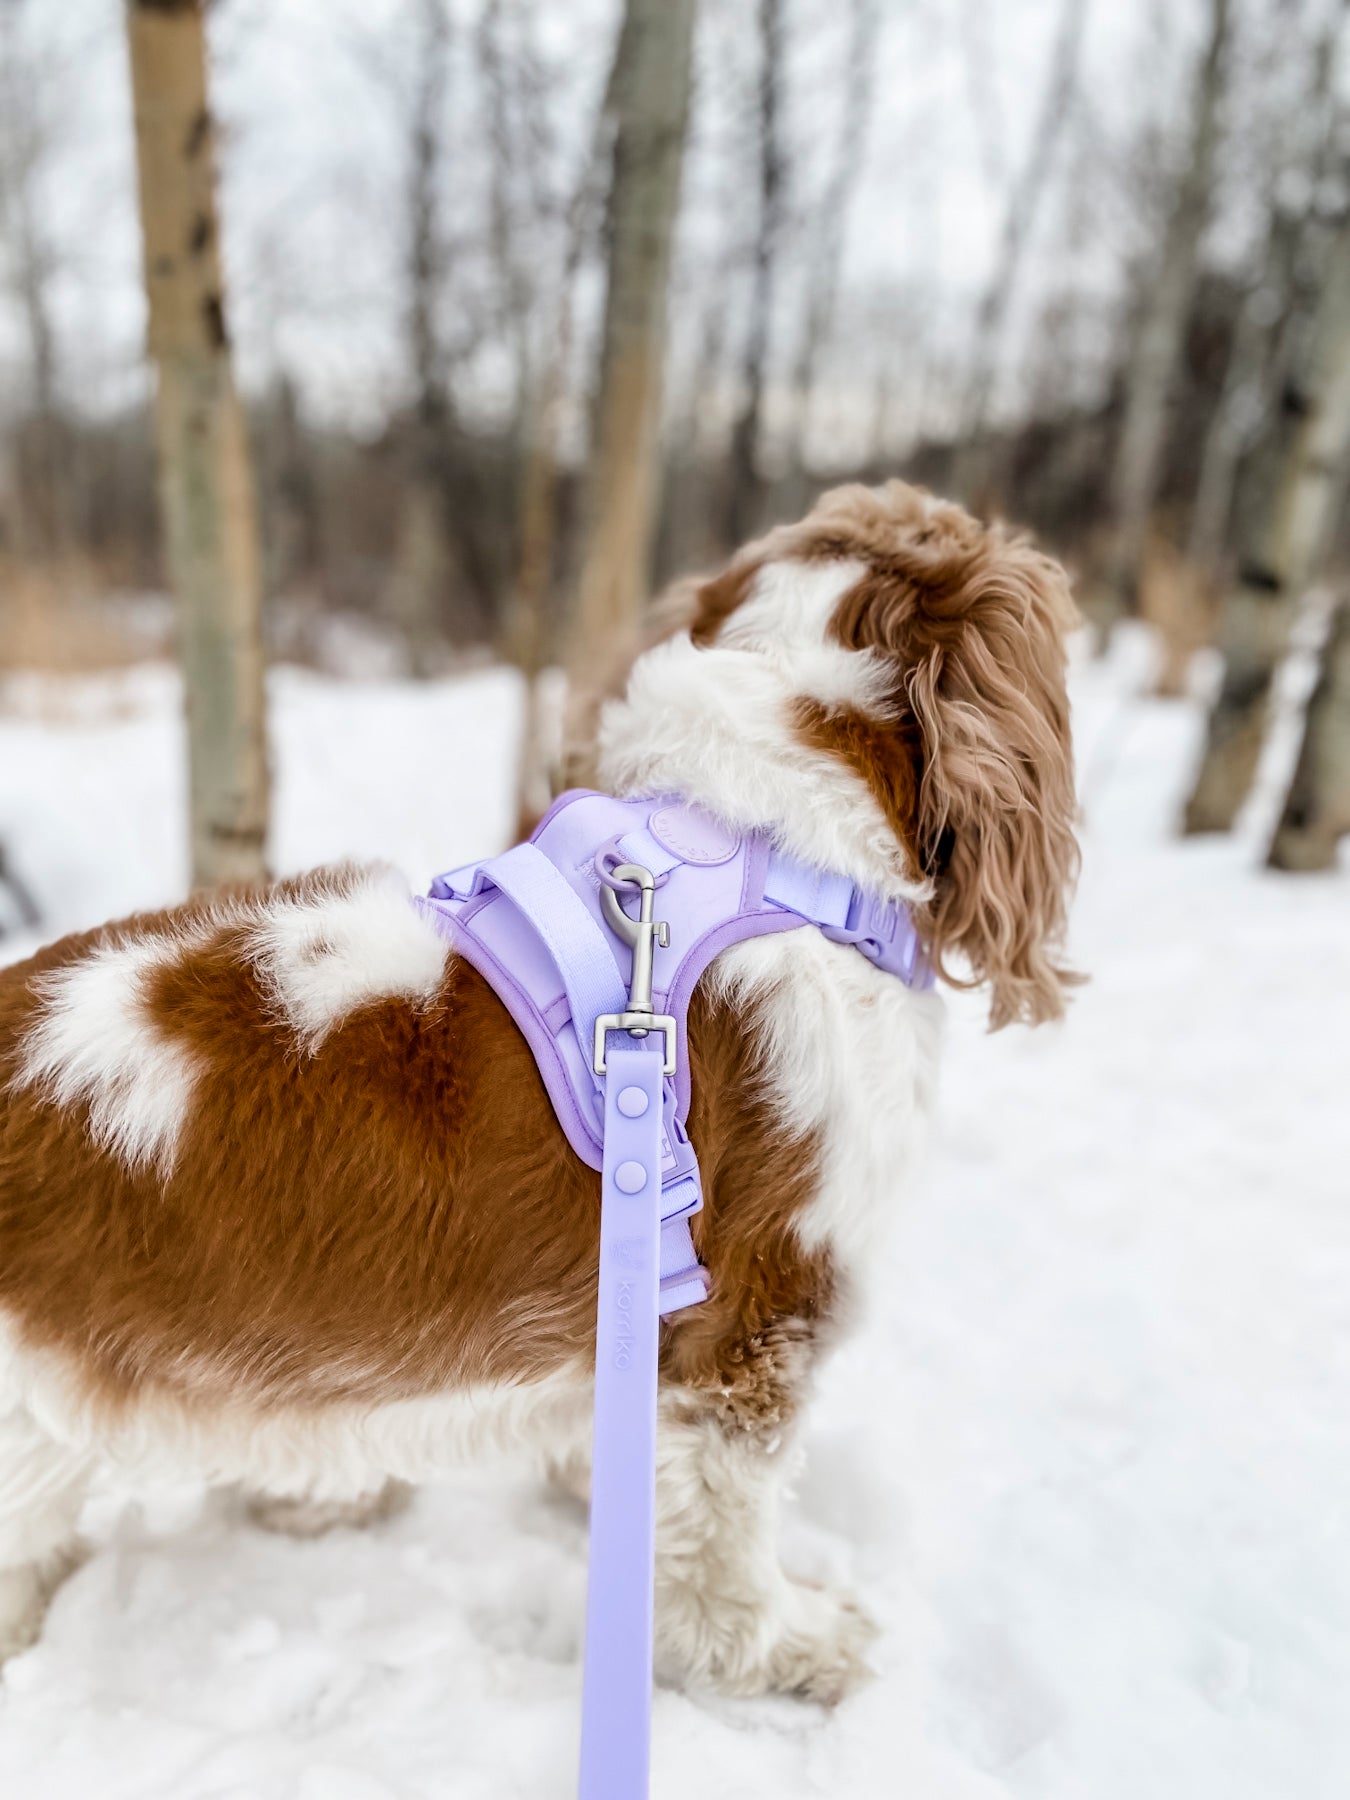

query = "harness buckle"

[
  {"left": 593, "top": 1012, "right": 677, "bottom": 1076},
  {"left": 594, "top": 863, "right": 677, "bottom": 1076}
]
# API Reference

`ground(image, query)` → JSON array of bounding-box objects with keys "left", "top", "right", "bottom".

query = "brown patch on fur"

[
  {"left": 794, "top": 696, "right": 929, "bottom": 880},
  {"left": 688, "top": 556, "right": 764, "bottom": 649},
  {"left": 0, "top": 880, "right": 831, "bottom": 1434},
  {"left": 694, "top": 480, "right": 1081, "bottom": 1028},
  {"left": 665, "top": 984, "right": 832, "bottom": 1437}
]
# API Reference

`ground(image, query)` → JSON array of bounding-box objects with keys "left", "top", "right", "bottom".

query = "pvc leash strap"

[
  {"left": 471, "top": 843, "right": 667, "bottom": 1797},
  {"left": 579, "top": 1033, "right": 664, "bottom": 1800}
]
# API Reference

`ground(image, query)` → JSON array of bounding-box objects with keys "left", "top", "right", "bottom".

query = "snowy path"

[{"left": 0, "top": 643, "right": 1346, "bottom": 1799}]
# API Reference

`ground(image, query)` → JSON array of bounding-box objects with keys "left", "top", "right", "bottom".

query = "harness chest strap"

[{"left": 432, "top": 830, "right": 709, "bottom": 1316}]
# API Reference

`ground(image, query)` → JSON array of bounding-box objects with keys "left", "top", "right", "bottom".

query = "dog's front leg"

[{"left": 652, "top": 1392, "right": 876, "bottom": 1703}]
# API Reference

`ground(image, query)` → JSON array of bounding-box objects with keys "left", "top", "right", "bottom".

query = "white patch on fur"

[
  {"left": 12, "top": 868, "right": 448, "bottom": 1173},
  {"left": 0, "top": 1401, "right": 91, "bottom": 1661},
  {"left": 0, "top": 1405, "right": 91, "bottom": 1568},
  {"left": 706, "top": 927, "right": 942, "bottom": 1280},
  {"left": 1, "top": 1317, "right": 590, "bottom": 1505},
  {"left": 598, "top": 557, "right": 929, "bottom": 905},
  {"left": 248, "top": 867, "right": 449, "bottom": 1053},
  {"left": 14, "top": 934, "right": 204, "bottom": 1174}
]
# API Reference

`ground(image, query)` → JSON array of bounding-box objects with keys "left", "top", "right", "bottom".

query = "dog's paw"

[
  {"left": 0, "top": 1566, "right": 48, "bottom": 1666},
  {"left": 245, "top": 1478, "right": 412, "bottom": 1539},
  {"left": 0, "top": 1544, "right": 86, "bottom": 1668},
  {"left": 658, "top": 1575, "right": 879, "bottom": 1703},
  {"left": 767, "top": 1580, "right": 880, "bottom": 1705},
  {"left": 545, "top": 1444, "right": 592, "bottom": 1507}
]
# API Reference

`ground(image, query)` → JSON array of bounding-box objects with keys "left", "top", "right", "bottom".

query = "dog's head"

[{"left": 596, "top": 480, "right": 1081, "bottom": 1028}]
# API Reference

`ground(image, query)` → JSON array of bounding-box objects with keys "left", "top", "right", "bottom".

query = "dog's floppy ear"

[{"left": 903, "top": 533, "right": 1081, "bottom": 1028}]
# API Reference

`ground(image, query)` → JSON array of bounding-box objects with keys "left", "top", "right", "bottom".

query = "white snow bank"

[{"left": 0, "top": 640, "right": 1346, "bottom": 1799}]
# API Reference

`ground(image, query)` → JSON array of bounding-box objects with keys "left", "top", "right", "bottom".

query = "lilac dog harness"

[{"left": 417, "top": 790, "right": 931, "bottom": 1799}]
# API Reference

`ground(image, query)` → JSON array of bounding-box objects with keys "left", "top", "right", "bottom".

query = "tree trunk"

[
  {"left": 1184, "top": 211, "right": 1350, "bottom": 835},
  {"left": 788, "top": 0, "right": 878, "bottom": 494},
  {"left": 0, "top": 7, "right": 68, "bottom": 564},
  {"left": 125, "top": 0, "right": 269, "bottom": 889},
  {"left": 1098, "top": 0, "right": 1231, "bottom": 632},
  {"left": 1267, "top": 595, "right": 1350, "bottom": 869},
  {"left": 725, "top": 0, "right": 786, "bottom": 550},
  {"left": 261, "top": 371, "right": 318, "bottom": 604},
  {"left": 1188, "top": 17, "right": 1342, "bottom": 581},
  {"left": 562, "top": 0, "right": 695, "bottom": 767},
  {"left": 1186, "top": 250, "right": 1287, "bottom": 578},
  {"left": 954, "top": 0, "right": 1088, "bottom": 510},
  {"left": 393, "top": 0, "right": 455, "bottom": 678},
  {"left": 508, "top": 26, "right": 623, "bottom": 830}
]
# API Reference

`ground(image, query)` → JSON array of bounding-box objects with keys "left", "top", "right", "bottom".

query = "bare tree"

[
  {"left": 126, "top": 0, "right": 269, "bottom": 888},
  {"left": 724, "top": 0, "right": 787, "bottom": 548},
  {"left": 0, "top": 0, "right": 67, "bottom": 562},
  {"left": 1267, "top": 594, "right": 1350, "bottom": 869},
  {"left": 478, "top": 0, "right": 546, "bottom": 439},
  {"left": 1188, "top": 9, "right": 1345, "bottom": 581},
  {"left": 1098, "top": 0, "right": 1232, "bottom": 632},
  {"left": 1184, "top": 206, "right": 1350, "bottom": 835},
  {"left": 955, "top": 0, "right": 1089, "bottom": 507},
  {"left": 510, "top": 26, "right": 623, "bottom": 827},
  {"left": 789, "top": 0, "right": 879, "bottom": 486},
  {"left": 1186, "top": 206, "right": 1302, "bottom": 579},
  {"left": 562, "top": 0, "right": 696, "bottom": 764},
  {"left": 391, "top": 0, "right": 456, "bottom": 678}
]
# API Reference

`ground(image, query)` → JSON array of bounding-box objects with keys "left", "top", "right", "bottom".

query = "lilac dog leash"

[
  {"left": 579, "top": 864, "right": 677, "bottom": 1800},
  {"left": 579, "top": 1037, "right": 665, "bottom": 1800}
]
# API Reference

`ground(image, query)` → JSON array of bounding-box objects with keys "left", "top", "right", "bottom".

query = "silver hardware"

[{"left": 593, "top": 862, "right": 677, "bottom": 1076}]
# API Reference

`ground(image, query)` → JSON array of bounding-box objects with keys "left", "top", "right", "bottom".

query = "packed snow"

[{"left": 0, "top": 634, "right": 1346, "bottom": 1800}]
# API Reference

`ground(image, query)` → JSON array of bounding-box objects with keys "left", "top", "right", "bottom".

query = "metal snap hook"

[{"left": 593, "top": 862, "right": 676, "bottom": 1076}]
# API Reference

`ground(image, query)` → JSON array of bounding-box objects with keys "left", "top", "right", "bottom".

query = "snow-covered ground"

[{"left": 0, "top": 637, "right": 1346, "bottom": 1800}]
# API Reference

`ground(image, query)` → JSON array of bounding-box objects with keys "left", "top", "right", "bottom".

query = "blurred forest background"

[{"left": 2, "top": 0, "right": 1350, "bottom": 905}]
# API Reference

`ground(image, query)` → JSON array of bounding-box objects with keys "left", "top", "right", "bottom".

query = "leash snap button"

[
  {"left": 614, "top": 1161, "right": 647, "bottom": 1195},
  {"left": 617, "top": 1086, "right": 650, "bottom": 1118}
]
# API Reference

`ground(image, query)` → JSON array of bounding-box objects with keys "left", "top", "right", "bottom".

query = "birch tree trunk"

[
  {"left": 1185, "top": 234, "right": 1290, "bottom": 578},
  {"left": 393, "top": 0, "right": 455, "bottom": 678},
  {"left": 788, "top": 0, "right": 878, "bottom": 493},
  {"left": 1188, "top": 16, "right": 1341, "bottom": 581},
  {"left": 725, "top": 0, "right": 786, "bottom": 550},
  {"left": 955, "top": 0, "right": 1088, "bottom": 509},
  {"left": 1183, "top": 212, "right": 1350, "bottom": 835},
  {"left": 509, "top": 33, "right": 622, "bottom": 831},
  {"left": 562, "top": 0, "right": 695, "bottom": 765},
  {"left": 1098, "top": 0, "right": 1231, "bottom": 632},
  {"left": 0, "top": 6, "right": 67, "bottom": 564},
  {"left": 126, "top": 0, "right": 269, "bottom": 888},
  {"left": 1267, "top": 596, "right": 1350, "bottom": 869}
]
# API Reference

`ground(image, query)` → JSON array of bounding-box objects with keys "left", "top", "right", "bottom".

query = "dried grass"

[
  {"left": 0, "top": 557, "right": 173, "bottom": 675},
  {"left": 1137, "top": 539, "right": 1219, "bottom": 696}
]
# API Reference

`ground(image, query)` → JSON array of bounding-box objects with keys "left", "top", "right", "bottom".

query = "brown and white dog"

[{"left": 0, "top": 481, "right": 1079, "bottom": 1698}]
